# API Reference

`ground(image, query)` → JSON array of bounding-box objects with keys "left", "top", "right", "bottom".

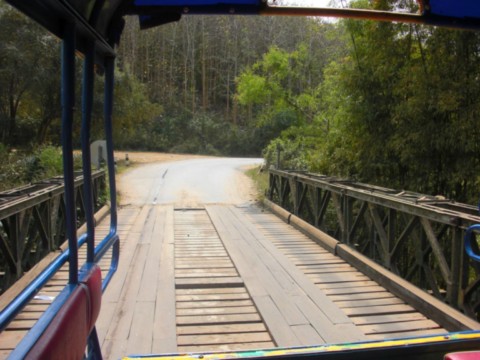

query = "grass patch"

[{"left": 246, "top": 165, "right": 268, "bottom": 203}]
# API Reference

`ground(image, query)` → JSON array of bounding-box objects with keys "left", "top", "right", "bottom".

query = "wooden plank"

[
  {"left": 291, "top": 324, "right": 324, "bottom": 346},
  {"left": 99, "top": 207, "right": 147, "bottom": 303},
  {"left": 98, "top": 206, "right": 152, "bottom": 360},
  {"left": 172, "top": 209, "right": 274, "bottom": 351},
  {"left": 177, "top": 306, "right": 258, "bottom": 316},
  {"left": 246, "top": 207, "right": 453, "bottom": 342},
  {"left": 175, "top": 245, "right": 225, "bottom": 250},
  {"left": 0, "top": 350, "right": 12, "bottom": 359},
  {"left": 177, "top": 323, "right": 267, "bottom": 335},
  {"left": 137, "top": 206, "right": 165, "bottom": 302},
  {"left": 265, "top": 203, "right": 479, "bottom": 332},
  {"left": 351, "top": 312, "right": 429, "bottom": 326},
  {"left": 336, "top": 243, "right": 480, "bottom": 331},
  {"left": 13, "top": 312, "right": 43, "bottom": 320},
  {"left": 321, "top": 285, "right": 387, "bottom": 296},
  {"left": 175, "top": 243, "right": 226, "bottom": 249},
  {"left": 175, "top": 258, "right": 231, "bottom": 263},
  {"left": 177, "top": 293, "right": 251, "bottom": 302},
  {"left": 96, "top": 299, "right": 117, "bottom": 345},
  {"left": 22, "top": 304, "right": 50, "bottom": 312},
  {"left": 5, "top": 320, "right": 36, "bottom": 330},
  {"left": 359, "top": 319, "right": 442, "bottom": 334},
  {"left": 301, "top": 265, "right": 356, "bottom": 274},
  {"left": 176, "top": 288, "right": 247, "bottom": 295},
  {"left": 335, "top": 297, "right": 405, "bottom": 308},
  {"left": 0, "top": 330, "right": 28, "bottom": 350},
  {"left": 100, "top": 241, "right": 150, "bottom": 360},
  {"left": 208, "top": 205, "right": 367, "bottom": 345},
  {"left": 284, "top": 249, "right": 329, "bottom": 255},
  {"left": 330, "top": 291, "right": 394, "bottom": 302},
  {"left": 175, "top": 277, "right": 244, "bottom": 289},
  {"left": 175, "top": 256, "right": 231, "bottom": 261},
  {"left": 292, "top": 295, "right": 365, "bottom": 344},
  {"left": 176, "top": 268, "right": 236, "bottom": 275},
  {"left": 176, "top": 271, "right": 239, "bottom": 278},
  {"left": 175, "top": 249, "right": 228, "bottom": 254},
  {"left": 307, "top": 273, "right": 371, "bottom": 283},
  {"left": 226, "top": 207, "right": 361, "bottom": 327},
  {"left": 296, "top": 258, "right": 345, "bottom": 265},
  {"left": 176, "top": 300, "right": 254, "bottom": 309},
  {"left": 126, "top": 301, "right": 154, "bottom": 355},
  {"left": 181, "top": 208, "right": 298, "bottom": 349},
  {"left": 342, "top": 304, "right": 417, "bottom": 317},
  {"left": 176, "top": 313, "right": 262, "bottom": 325},
  {"left": 175, "top": 233, "right": 223, "bottom": 239},
  {"left": 178, "top": 332, "right": 271, "bottom": 346},
  {"left": 315, "top": 280, "right": 380, "bottom": 289},
  {"left": 175, "top": 263, "right": 233, "bottom": 269},
  {"left": 251, "top": 295, "right": 298, "bottom": 347},
  {"left": 152, "top": 206, "right": 177, "bottom": 353},
  {"left": 287, "top": 254, "right": 341, "bottom": 261},
  {"left": 207, "top": 207, "right": 309, "bottom": 328},
  {"left": 178, "top": 341, "right": 275, "bottom": 352},
  {"left": 369, "top": 328, "right": 448, "bottom": 340},
  {"left": 276, "top": 244, "right": 327, "bottom": 249}
]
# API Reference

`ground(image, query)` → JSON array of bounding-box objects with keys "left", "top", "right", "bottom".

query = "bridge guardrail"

[
  {"left": 267, "top": 169, "right": 480, "bottom": 320},
  {"left": 0, "top": 170, "right": 106, "bottom": 295}
]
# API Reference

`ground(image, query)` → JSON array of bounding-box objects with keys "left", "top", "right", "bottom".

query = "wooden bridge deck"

[
  {"left": 96, "top": 204, "right": 450, "bottom": 359},
  {"left": 0, "top": 203, "right": 472, "bottom": 359}
]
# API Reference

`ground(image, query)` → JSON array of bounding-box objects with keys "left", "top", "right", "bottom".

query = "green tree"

[
  {"left": 0, "top": 5, "right": 47, "bottom": 144},
  {"left": 111, "top": 67, "right": 163, "bottom": 149}
]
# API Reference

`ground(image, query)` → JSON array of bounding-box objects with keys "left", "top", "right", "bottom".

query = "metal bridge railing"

[
  {"left": 267, "top": 169, "right": 480, "bottom": 320},
  {"left": 0, "top": 170, "right": 106, "bottom": 295}
]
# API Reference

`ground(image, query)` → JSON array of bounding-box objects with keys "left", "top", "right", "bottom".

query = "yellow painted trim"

[{"left": 122, "top": 332, "right": 480, "bottom": 360}]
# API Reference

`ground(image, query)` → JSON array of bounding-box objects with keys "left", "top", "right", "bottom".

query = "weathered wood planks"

[
  {"left": 174, "top": 209, "right": 274, "bottom": 352},
  {"left": 243, "top": 206, "right": 450, "bottom": 340},
  {"left": 2, "top": 201, "right": 477, "bottom": 360},
  {"left": 206, "top": 205, "right": 367, "bottom": 347}
]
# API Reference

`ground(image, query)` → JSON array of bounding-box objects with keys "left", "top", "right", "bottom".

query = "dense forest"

[{"left": 1, "top": 0, "right": 480, "bottom": 204}]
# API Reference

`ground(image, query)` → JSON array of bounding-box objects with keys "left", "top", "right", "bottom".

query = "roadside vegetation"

[
  {"left": 0, "top": 145, "right": 82, "bottom": 191},
  {"left": 2, "top": 0, "right": 480, "bottom": 204},
  {"left": 245, "top": 166, "right": 269, "bottom": 203}
]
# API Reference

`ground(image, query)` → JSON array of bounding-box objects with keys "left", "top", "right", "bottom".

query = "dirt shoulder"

[{"left": 114, "top": 151, "right": 210, "bottom": 165}]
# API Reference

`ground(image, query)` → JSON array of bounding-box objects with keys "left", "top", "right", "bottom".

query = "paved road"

[{"left": 118, "top": 157, "right": 264, "bottom": 207}]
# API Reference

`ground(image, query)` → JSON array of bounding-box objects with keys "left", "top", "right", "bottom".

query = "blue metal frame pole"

[
  {"left": 61, "top": 22, "right": 78, "bottom": 285},
  {"left": 95, "top": 55, "right": 120, "bottom": 290},
  {"left": 104, "top": 56, "right": 117, "bottom": 234},
  {"left": 81, "top": 41, "right": 96, "bottom": 264}
]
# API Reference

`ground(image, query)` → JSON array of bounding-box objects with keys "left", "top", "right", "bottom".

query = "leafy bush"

[
  {"left": 24, "top": 146, "right": 64, "bottom": 182},
  {"left": 263, "top": 137, "right": 309, "bottom": 171},
  {"left": 0, "top": 145, "right": 83, "bottom": 191}
]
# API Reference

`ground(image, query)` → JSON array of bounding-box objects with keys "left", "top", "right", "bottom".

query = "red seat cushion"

[
  {"left": 25, "top": 265, "right": 102, "bottom": 360},
  {"left": 26, "top": 285, "right": 90, "bottom": 360},
  {"left": 445, "top": 351, "right": 480, "bottom": 360},
  {"left": 82, "top": 265, "right": 102, "bottom": 332}
]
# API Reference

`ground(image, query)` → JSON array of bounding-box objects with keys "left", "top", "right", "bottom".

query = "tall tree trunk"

[{"left": 201, "top": 18, "right": 208, "bottom": 111}]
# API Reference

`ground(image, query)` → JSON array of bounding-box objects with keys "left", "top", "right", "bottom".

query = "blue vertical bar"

[
  {"left": 104, "top": 56, "right": 117, "bottom": 234},
  {"left": 61, "top": 22, "right": 78, "bottom": 285},
  {"left": 81, "top": 41, "right": 96, "bottom": 264},
  {"left": 98, "top": 55, "right": 119, "bottom": 291}
]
